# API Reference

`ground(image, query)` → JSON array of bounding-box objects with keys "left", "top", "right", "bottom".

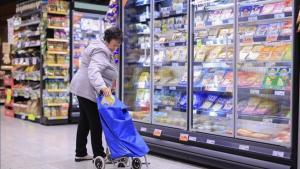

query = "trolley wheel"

[
  {"left": 117, "top": 157, "right": 128, "bottom": 168},
  {"left": 94, "top": 156, "right": 105, "bottom": 169},
  {"left": 132, "top": 158, "right": 142, "bottom": 169}
]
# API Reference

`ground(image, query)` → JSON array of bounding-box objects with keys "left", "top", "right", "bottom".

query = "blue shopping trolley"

[{"left": 94, "top": 95, "right": 150, "bottom": 169}]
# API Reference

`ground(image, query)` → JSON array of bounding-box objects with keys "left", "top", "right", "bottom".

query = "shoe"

[{"left": 75, "top": 154, "right": 93, "bottom": 162}]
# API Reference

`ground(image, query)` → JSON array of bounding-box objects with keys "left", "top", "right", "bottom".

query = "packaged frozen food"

[
  {"left": 255, "top": 99, "right": 279, "bottom": 115},
  {"left": 242, "top": 97, "right": 261, "bottom": 114},
  {"left": 270, "top": 45, "right": 287, "bottom": 61},
  {"left": 200, "top": 69, "right": 215, "bottom": 87},
  {"left": 273, "top": 2, "right": 285, "bottom": 14},
  {"left": 262, "top": 68, "right": 278, "bottom": 89},
  {"left": 221, "top": 71, "right": 233, "bottom": 89},
  {"left": 211, "top": 97, "right": 227, "bottom": 111},
  {"left": 255, "top": 24, "right": 268, "bottom": 37},
  {"left": 208, "top": 10, "right": 222, "bottom": 22},
  {"left": 257, "top": 46, "right": 273, "bottom": 61},
  {"left": 194, "top": 46, "right": 211, "bottom": 62},
  {"left": 282, "top": 44, "right": 292, "bottom": 61},
  {"left": 247, "top": 45, "right": 264, "bottom": 60},
  {"left": 200, "top": 95, "right": 218, "bottom": 109},
  {"left": 221, "top": 8, "right": 233, "bottom": 20},
  {"left": 206, "top": 46, "right": 223, "bottom": 61},
  {"left": 240, "top": 6, "right": 252, "bottom": 17},
  {"left": 217, "top": 47, "right": 233, "bottom": 60},
  {"left": 193, "top": 94, "right": 206, "bottom": 110},
  {"left": 240, "top": 46, "right": 253, "bottom": 61},
  {"left": 280, "top": 21, "right": 292, "bottom": 36},
  {"left": 261, "top": 3, "right": 275, "bottom": 15},
  {"left": 222, "top": 98, "right": 233, "bottom": 112},
  {"left": 267, "top": 23, "right": 282, "bottom": 36},
  {"left": 193, "top": 68, "right": 204, "bottom": 87},
  {"left": 250, "top": 5, "right": 263, "bottom": 16}
]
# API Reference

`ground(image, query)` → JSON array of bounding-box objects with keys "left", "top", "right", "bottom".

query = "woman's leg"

[
  {"left": 77, "top": 96, "right": 106, "bottom": 158},
  {"left": 75, "top": 96, "right": 90, "bottom": 157}
]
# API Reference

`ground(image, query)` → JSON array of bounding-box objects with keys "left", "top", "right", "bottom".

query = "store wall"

[{"left": 0, "top": 1, "right": 16, "bottom": 43}]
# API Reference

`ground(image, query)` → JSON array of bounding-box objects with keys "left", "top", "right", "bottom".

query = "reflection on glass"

[
  {"left": 191, "top": 0, "right": 234, "bottom": 136},
  {"left": 236, "top": 0, "right": 293, "bottom": 146},
  {"left": 123, "top": 0, "right": 151, "bottom": 122}
]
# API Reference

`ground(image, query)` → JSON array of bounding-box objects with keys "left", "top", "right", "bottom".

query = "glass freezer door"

[
  {"left": 152, "top": 0, "right": 188, "bottom": 129},
  {"left": 236, "top": 0, "right": 293, "bottom": 146},
  {"left": 191, "top": 0, "right": 235, "bottom": 136},
  {"left": 72, "top": 11, "right": 105, "bottom": 109},
  {"left": 122, "top": 0, "right": 151, "bottom": 123}
]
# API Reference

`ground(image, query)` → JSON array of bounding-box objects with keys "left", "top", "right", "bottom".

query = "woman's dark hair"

[{"left": 104, "top": 27, "right": 123, "bottom": 43}]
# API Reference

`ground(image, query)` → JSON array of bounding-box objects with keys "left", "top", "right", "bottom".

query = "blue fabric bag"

[{"left": 97, "top": 95, "right": 150, "bottom": 160}]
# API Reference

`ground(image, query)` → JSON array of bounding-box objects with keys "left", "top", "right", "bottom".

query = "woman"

[{"left": 70, "top": 27, "right": 122, "bottom": 162}]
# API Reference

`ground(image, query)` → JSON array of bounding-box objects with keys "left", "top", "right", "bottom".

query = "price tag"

[
  {"left": 275, "top": 90, "right": 285, "bottom": 96},
  {"left": 21, "top": 74, "right": 25, "bottom": 80},
  {"left": 169, "top": 86, "right": 176, "bottom": 90},
  {"left": 162, "top": 11, "right": 170, "bottom": 17},
  {"left": 137, "top": 82, "right": 145, "bottom": 88},
  {"left": 263, "top": 118, "right": 273, "bottom": 123},
  {"left": 153, "top": 105, "right": 158, "bottom": 109},
  {"left": 153, "top": 129, "right": 162, "bottom": 137},
  {"left": 21, "top": 114, "right": 26, "bottom": 119},
  {"left": 140, "top": 127, "right": 147, "bottom": 132},
  {"left": 189, "top": 136, "right": 197, "bottom": 142},
  {"left": 239, "top": 145, "right": 250, "bottom": 151},
  {"left": 250, "top": 89, "right": 260, "bottom": 95},
  {"left": 274, "top": 13, "right": 285, "bottom": 19},
  {"left": 272, "top": 151, "right": 284, "bottom": 157},
  {"left": 206, "top": 139, "right": 215, "bottom": 145},
  {"left": 248, "top": 16, "right": 257, "bottom": 21},
  {"left": 166, "top": 106, "right": 172, "bottom": 111},
  {"left": 172, "top": 62, "right": 179, "bottom": 67},
  {"left": 169, "top": 42, "right": 175, "bottom": 47},
  {"left": 156, "top": 86, "right": 162, "bottom": 89},
  {"left": 179, "top": 133, "right": 189, "bottom": 142},
  {"left": 140, "top": 16, "right": 146, "bottom": 22},
  {"left": 28, "top": 114, "right": 35, "bottom": 121},
  {"left": 32, "top": 57, "right": 37, "bottom": 65},
  {"left": 193, "top": 109, "right": 197, "bottom": 114},
  {"left": 20, "top": 57, "right": 24, "bottom": 64}
]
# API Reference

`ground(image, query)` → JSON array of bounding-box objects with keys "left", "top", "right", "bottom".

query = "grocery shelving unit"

[
  {"left": 120, "top": 0, "right": 299, "bottom": 168},
  {"left": 12, "top": 0, "right": 70, "bottom": 125}
]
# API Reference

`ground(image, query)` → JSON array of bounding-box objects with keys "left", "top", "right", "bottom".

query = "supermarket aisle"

[{"left": 0, "top": 113, "right": 206, "bottom": 169}]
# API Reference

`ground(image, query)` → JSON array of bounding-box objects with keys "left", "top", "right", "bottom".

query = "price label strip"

[{"left": 140, "top": 127, "right": 147, "bottom": 132}]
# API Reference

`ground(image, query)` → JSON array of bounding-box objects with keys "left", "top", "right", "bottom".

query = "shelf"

[
  {"left": 238, "top": 114, "right": 290, "bottom": 124},
  {"left": 155, "top": 10, "right": 187, "bottom": 20},
  {"left": 17, "top": 31, "right": 40, "bottom": 38},
  {"left": 193, "top": 86, "right": 232, "bottom": 94},
  {"left": 16, "top": 43, "right": 41, "bottom": 49},
  {"left": 238, "top": 0, "right": 287, "bottom": 6},
  {"left": 155, "top": 41, "right": 187, "bottom": 47},
  {"left": 44, "top": 103, "right": 69, "bottom": 107},
  {"left": 195, "top": 3, "right": 234, "bottom": 12},
  {"left": 43, "top": 76, "right": 67, "bottom": 80},
  {"left": 14, "top": 20, "right": 40, "bottom": 29},
  {"left": 17, "top": 9, "right": 42, "bottom": 17},
  {"left": 47, "top": 38, "right": 69, "bottom": 43},
  {"left": 195, "top": 109, "right": 232, "bottom": 118},
  {"left": 194, "top": 19, "right": 234, "bottom": 31},
  {"left": 46, "top": 89, "right": 68, "bottom": 93},
  {"left": 238, "top": 87, "right": 290, "bottom": 97},
  {"left": 47, "top": 10, "right": 68, "bottom": 15},
  {"left": 47, "top": 50, "right": 68, "bottom": 55},
  {"left": 240, "top": 35, "right": 291, "bottom": 44},
  {"left": 46, "top": 116, "right": 68, "bottom": 120},
  {"left": 44, "top": 63, "right": 69, "bottom": 68},
  {"left": 155, "top": 85, "right": 186, "bottom": 91},
  {"left": 1, "top": 66, "right": 13, "bottom": 70},
  {"left": 193, "top": 61, "right": 233, "bottom": 68},
  {"left": 47, "top": 26, "right": 67, "bottom": 30},
  {"left": 238, "top": 60, "right": 292, "bottom": 67},
  {"left": 239, "top": 12, "right": 292, "bottom": 25}
]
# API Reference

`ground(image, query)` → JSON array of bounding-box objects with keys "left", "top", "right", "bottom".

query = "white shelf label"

[
  {"left": 21, "top": 115, "right": 26, "bottom": 119},
  {"left": 172, "top": 62, "right": 179, "bottom": 67},
  {"left": 272, "top": 151, "right": 284, "bottom": 158},
  {"left": 140, "top": 127, "right": 147, "bottom": 132},
  {"left": 156, "top": 86, "right": 162, "bottom": 89},
  {"left": 169, "top": 86, "right": 176, "bottom": 90},
  {"left": 206, "top": 139, "right": 215, "bottom": 145},
  {"left": 137, "top": 82, "right": 145, "bottom": 88},
  {"left": 193, "top": 109, "right": 197, "bottom": 114},
  {"left": 274, "top": 90, "right": 285, "bottom": 96},
  {"left": 239, "top": 145, "right": 250, "bottom": 151},
  {"left": 250, "top": 89, "right": 260, "bottom": 95},
  {"left": 248, "top": 16, "right": 257, "bottom": 21},
  {"left": 169, "top": 42, "right": 175, "bottom": 47},
  {"left": 189, "top": 136, "right": 197, "bottom": 142},
  {"left": 32, "top": 57, "right": 37, "bottom": 65},
  {"left": 154, "top": 105, "right": 158, "bottom": 109},
  {"left": 274, "top": 13, "right": 285, "bottom": 19},
  {"left": 263, "top": 118, "right": 273, "bottom": 123},
  {"left": 166, "top": 106, "right": 172, "bottom": 111}
]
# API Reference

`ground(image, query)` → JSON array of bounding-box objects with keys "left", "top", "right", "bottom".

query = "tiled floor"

[{"left": 0, "top": 113, "right": 206, "bottom": 169}]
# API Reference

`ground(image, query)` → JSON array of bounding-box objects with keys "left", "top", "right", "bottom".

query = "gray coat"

[{"left": 70, "top": 40, "right": 118, "bottom": 102}]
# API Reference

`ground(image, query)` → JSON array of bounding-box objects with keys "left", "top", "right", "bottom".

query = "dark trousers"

[{"left": 75, "top": 96, "right": 106, "bottom": 158}]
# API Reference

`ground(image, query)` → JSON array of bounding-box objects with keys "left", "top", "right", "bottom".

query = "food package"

[
  {"left": 206, "top": 46, "right": 223, "bottom": 61},
  {"left": 262, "top": 68, "right": 279, "bottom": 89},
  {"left": 255, "top": 99, "right": 279, "bottom": 115},
  {"left": 194, "top": 46, "right": 211, "bottom": 62},
  {"left": 222, "top": 98, "right": 233, "bottom": 112},
  {"left": 240, "top": 46, "right": 253, "bottom": 61},
  {"left": 282, "top": 44, "right": 292, "bottom": 61},
  {"left": 273, "top": 128, "right": 290, "bottom": 143},
  {"left": 270, "top": 45, "right": 288, "bottom": 61},
  {"left": 217, "top": 47, "right": 234, "bottom": 60},
  {"left": 255, "top": 24, "right": 268, "bottom": 37},
  {"left": 240, "top": 6, "right": 252, "bottom": 17},
  {"left": 221, "top": 71, "right": 233, "bottom": 89},
  {"left": 247, "top": 45, "right": 264, "bottom": 60},
  {"left": 242, "top": 97, "right": 261, "bottom": 114},
  {"left": 280, "top": 21, "right": 292, "bottom": 36},
  {"left": 221, "top": 8, "right": 233, "bottom": 20},
  {"left": 267, "top": 22, "right": 282, "bottom": 36},
  {"left": 250, "top": 5, "right": 263, "bottom": 16},
  {"left": 237, "top": 128, "right": 272, "bottom": 140},
  {"left": 238, "top": 71, "right": 264, "bottom": 87},
  {"left": 200, "top": 95, "right": 218, "bottom": 109},
  {"left": 257, "top": 46, "right": 273, "bottom": 61},
  {"left": 193, "top": 68, "right": 204, "bottom": 87},
  {"left": 272, "top": 2, "right": 285, "bottom": 14},
  {"left": 211, "top": 97, "right": 227, "bottom": 111},
  {"left": 193, "top": 93, "right": 206, "bottom": 110},
  {"left": 208, "top": 10, "right": 222, "bottom": 22},
  {"left": 261, "top": 3, "right": 275, "bottom": 15}
]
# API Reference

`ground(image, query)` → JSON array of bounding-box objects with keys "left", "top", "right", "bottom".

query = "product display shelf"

[{"left": 122, "top": 0, "right": 298, "bottom": 168}]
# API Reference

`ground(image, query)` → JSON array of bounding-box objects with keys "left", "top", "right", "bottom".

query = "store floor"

[{"left": 0, "top": 113, "right": 207, "bottom": 169}]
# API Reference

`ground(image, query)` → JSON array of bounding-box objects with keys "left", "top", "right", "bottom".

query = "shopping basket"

[{"left": 94, "top": 95, "right": 150, "bottom": 169}]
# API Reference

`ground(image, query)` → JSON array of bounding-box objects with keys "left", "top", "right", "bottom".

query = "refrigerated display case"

[
  {"left": 70, "top": 10, "right": 106, "bottom": 122},
  {"left": 121, "top": 0, "right": 299, "bottom": 168}
]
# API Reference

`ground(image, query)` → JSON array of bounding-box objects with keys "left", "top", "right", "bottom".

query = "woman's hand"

[{"left": 101, "top": 87, "right": 112, "bottom": 97}]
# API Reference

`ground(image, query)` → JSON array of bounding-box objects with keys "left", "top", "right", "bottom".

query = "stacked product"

[{"left": 12, "top": 0, "right": 70, "bottom": 124}]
